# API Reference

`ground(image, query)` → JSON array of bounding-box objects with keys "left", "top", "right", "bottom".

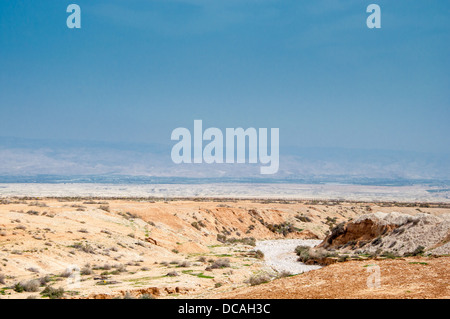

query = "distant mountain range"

[{"left": 0, "top": 136, "right": 449, "bottom": 186}]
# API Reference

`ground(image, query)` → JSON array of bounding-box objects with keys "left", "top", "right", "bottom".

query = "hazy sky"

[{"left": 0, "top": 0, "right": 449, "bottom": 153}]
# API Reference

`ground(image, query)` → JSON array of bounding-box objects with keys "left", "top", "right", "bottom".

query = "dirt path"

[{"left": 255, "top": 239, "right": 323, "bottom": 274}]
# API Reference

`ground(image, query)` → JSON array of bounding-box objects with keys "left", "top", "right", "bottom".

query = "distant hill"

[{"left": 0, "top": 136, "right": 449, "bottom": 185}]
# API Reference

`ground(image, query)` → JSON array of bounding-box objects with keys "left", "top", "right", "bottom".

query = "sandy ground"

[{"left": 217, "top": 256, "right": 450, "bottom": 299}]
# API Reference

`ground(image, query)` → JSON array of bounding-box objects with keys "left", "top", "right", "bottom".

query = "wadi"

[{"left": 0, "top": 197, "right": 448, "bottom": 299}]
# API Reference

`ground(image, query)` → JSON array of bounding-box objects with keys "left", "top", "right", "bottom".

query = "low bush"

[
  {"left": 254, "top": 250, "right": 264, "bottom": 259},
  {"left": 210, "top": 258, "right": 230, "bottom": 269},
  {"left": 39, "top": 275, "right": 51, "bottom": 286},
  {"left": 14, "top": 279, "right": 40, "bottom": 292},
  {"left": 166, "top": 271, "right": 179, "bottom": 277},
  {"left": 60, "top": 268, "right": 74, "bottom": 278},
  {"left": 178, "top": 261, "right": 191, "bottom": 268},
  {"left": 41, "top": 286, "right": 65, "bottom": 299},
  {"left": 295, "top": 245, "right": 311, "bottom": 262},
  {"left": 249, "top": 273, "right": 271, "bottom": 286},
  {"left": 277, "top": 270, "right": 293, "bottom": 278},
  {"left": 81, "top": 264, "right": 93, "bottom": 275}
]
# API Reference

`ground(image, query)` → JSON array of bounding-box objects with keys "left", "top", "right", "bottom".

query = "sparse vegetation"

[
  {"left": 266, "top": 222, "right": 297, "bottom": 236},
  {"left": 166, "top": 271, "right": 179, "bottom": 277},
  {"left": 81, "top": 264, "right": 93, "bottom": 275},
  {"left": 27, "top": 267, "right": 40, "bottom": 273},
  {"left": 277, "top": 270, "right": 293, "bottom": 278},
  {"left": 14, "top": 279, "right": 40, "bottom": 293},
  {"left": 295, "top": 215, "right": 312, "bottom": 223},
  {"left": 249, "top": 273, "right": 271, "bottom": 286},
  {"left": 295, "top": 245, "right": 312, "bottom": 262},
  {"left": 70, "top": 242, "right": 96, "bottom": 254},
  {"left": 381, "top": 251, "right": 400, "bottom": 259},
  {"left": 99, "top": 205, "right": 110, "bottom": 212},
  {"left": 60, "top": 268, "right": 74, "bottom": 278},
  {"left": 250, "top": 250, "right": 264, "bottom": 259},
  {"left": 295, "top": 246, "right": 334, "bottom": 264},
  {"left": 197, "top": 256, "right": 207, "bottom": 263},
  {"left": 38, "top": 276, "right": 51, "bottom": 286},
  {"left": 178, "top": 261, "right": 191, "bottom": 268},
  {"left": 217, "top": 234, "right": 256, "bottom": 246},
  {"left": 406, "top": 245, "right": 425, "bottom": 257},
  {"left": 191, "top": 222, "right": 202, "bottom": 231},
  {"left": 210, "top": 258, "right": 231, "bottom": 269},
  {"left": 41, "top": 286, "right": 65, "bottom": 299}
]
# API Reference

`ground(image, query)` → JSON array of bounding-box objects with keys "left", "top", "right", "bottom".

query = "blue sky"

[{"left": 0, "top": 0, "right": 449, "bottom": 154}]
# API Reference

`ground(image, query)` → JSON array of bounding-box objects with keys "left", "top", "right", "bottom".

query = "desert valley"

[{"left": 0, "top": 196, "right": 448, "bottom": 299}]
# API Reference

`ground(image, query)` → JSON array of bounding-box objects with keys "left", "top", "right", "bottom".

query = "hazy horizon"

[{"left": 0, "top": 135, "right": 448, "bottom": 184}]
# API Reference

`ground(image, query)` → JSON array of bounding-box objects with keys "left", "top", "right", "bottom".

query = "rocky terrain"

[
  {"left": 0, "top": 197, "right": 448, "bottom": 299},
  {"left": 295, "top": 211, "right": 450, "bottom": 266},
  {"left": 216, "top": 210, "right": 450, "bottom": 299}
]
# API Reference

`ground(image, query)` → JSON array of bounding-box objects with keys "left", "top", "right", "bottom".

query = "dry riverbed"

[{"left": 255, "top": 239, "right": 322, "bottom": 274}]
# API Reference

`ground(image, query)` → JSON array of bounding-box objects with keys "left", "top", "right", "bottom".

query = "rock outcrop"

[{"left": 319, "top": 212, "right": 450, "bottom": 256}]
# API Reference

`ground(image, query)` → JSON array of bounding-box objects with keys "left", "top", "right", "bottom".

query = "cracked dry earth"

[{"left": 217, "top": 256, "right": 450, "bottom": 299}]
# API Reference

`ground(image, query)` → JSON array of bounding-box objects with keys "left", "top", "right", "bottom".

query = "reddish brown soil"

[{"left": 217, "top": 257, "right": 450, "bottom": 299}]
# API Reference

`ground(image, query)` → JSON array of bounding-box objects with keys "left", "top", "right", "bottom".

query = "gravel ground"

[{"left": 255, "top": 239, "right": 323, "bottom": 274}]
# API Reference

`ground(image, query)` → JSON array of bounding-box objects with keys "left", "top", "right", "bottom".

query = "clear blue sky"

[{"left": 0, "top": 0, "right": 449, "bottom": 153}]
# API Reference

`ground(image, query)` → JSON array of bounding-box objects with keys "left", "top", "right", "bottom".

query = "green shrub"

[
  {"left": 23, "top": 280, "right": 40, "bottom": 292},
  {"left": 266, "top": 222, "right": 296, "bottom": 236},
  {"left": 99, "top": 205, "right": 110, "bottom": 212},
  {"left": 60, "top": 268, "right": 74, "bottom": 278},
  {"left": 81, "top": 264, "right": 93, "bottom": 275},
  {"left": 381, "top": 251, "right": 399, "bottom": 259},
  {"left": 411, "top": 245, "right": 425, "bottom": 256},
  {"left": 249, "top": 274, "right": 271, "bottom": 286},
  {"left": 14, "top": 279, "right": 40, "bottom": 293},
  {"left": 38, "top": 275, "right": 51, "bottom": 286},
  {"left": 41, "top": 286, "right": 65, "bottom": 299},
  {"left": 216, "top": 234, "right": 227, "bottom": 243},
  {"left": 166, "top": 271, "right": 179, "bottom": 277},
  {"left": 295, "top": 245, "right": 311, "bottom": 263},
  {"left": 13, "top": 282, "right": 24, "bottom": 293},
  {"left": 254, "top": 250, "right": 264, "bottom": 259},
  {"left": 210, "top": 258, "right": 230, "bottom": 269},
  {"left": 295, "top": 215, "right": 312, "bottom": 223},
  {"left": 178, "top": 261, "right": 191, "bottom": 268},
  {"left": 277, "top": 270, "right": 293, "bottom": 278}
]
